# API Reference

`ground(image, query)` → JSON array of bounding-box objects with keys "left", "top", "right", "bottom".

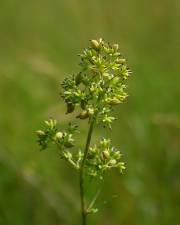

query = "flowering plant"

[{"left": 36, "top": 38, "right": 131, "bottom": 225}]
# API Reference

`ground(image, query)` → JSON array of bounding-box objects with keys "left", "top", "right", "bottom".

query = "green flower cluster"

[
  {"left": 36, "top": 119, "right": 125, "bottom": 179},
  {"left": 85, "top": 138, "right": 125, "bottom": 179},
  {"left": 61, "top": 38, "right": 131, "bottom": 128},
  {"left": 36, "top": 39, "right": 131, "bottom": 179},
  {"left": 36, "top": 119, "right": 78, "bottom": 149},
  {"left": 36, "top": 119, "right": 79, "bottom": 167}
]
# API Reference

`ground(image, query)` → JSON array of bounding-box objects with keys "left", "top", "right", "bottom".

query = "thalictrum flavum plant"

[{"left": 36, "top": 38, "right": 132, "bottom": 225}]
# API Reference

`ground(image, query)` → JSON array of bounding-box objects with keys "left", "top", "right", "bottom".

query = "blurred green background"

[{"left": 0, "top": 0, "right": 180, "bottom": 224}]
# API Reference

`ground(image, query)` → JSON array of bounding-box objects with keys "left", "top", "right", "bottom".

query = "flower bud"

[
  {"left": 88, "top": 107, "right": 94, "bottom": 115},
  {"left": 75, "top": 72, "right": 83, "bottom": 85},
  {"left": 67, "top": 134, "right": 74, "bottom": 143},
  {"left": 113, "top": 151, "right": 121, "bottom": 159},
  {"left": 55, "top": 132, "right": 63, "bottom": 140},
  {"left": 66, "top": 103, "right": 75, "bottom": 114},
  {"left": 117, "top": 58, "right": 126, "bottom": 64},
  {"left": 109, "top": 159, "right": 117, "bottom": 166},
  {"left": 76, "top": 110, "right": 89, "bottom": 119},
  {"left": 111, "top": 77, "right": 119, "bottom": 85},
  {"left": 99, "top": 38, "right": 103, "bottom": 43},
  {"left": 112, "top": 44, "right": 119, "bottom": 51},
  {"left": 36, "top": 130, "right": 45, "bottom": 136},
  {"left": 102, "top": 150, "right": 110, "bottom": 160},
  {"left": 45, "top": 119, "right": 57, "bottom": 128},
  {"left": 118, "top": 162, "right": 126, "bottom": 172},
  {"left": 100, "top": 138, "right": 110, "bottom": 147},
  {"left": 102, "top": 72, "right": 113, "bottom": 79},
  {"left": 107, "top": 98, "right": 121, "bottom": 106},
  {"left": 91, "top": 40, "right": 99, "bottom": 50}
]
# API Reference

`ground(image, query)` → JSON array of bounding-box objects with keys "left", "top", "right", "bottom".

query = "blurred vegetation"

[{"left": 0, "top": 0, "right": 179, "bottom": 225}]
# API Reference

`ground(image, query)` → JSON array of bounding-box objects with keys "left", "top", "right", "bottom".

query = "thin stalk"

[
  {"left": 79, "top": 119, "right": 94, "bottom": 225},
  {"left": 86, "top": 187, "right": 102, "bottom": 214}
]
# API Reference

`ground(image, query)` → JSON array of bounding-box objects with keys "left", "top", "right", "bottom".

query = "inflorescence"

[{"left": 36, "top": 38, "right": 131, "bottom": 180}]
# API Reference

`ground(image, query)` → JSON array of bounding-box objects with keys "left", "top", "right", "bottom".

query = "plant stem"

[
  {"left": 79, "top": 119, "right": 94, "bottom": 225},
  {"left": 87, "top": 188, "right": 102, "bottom": 213}
]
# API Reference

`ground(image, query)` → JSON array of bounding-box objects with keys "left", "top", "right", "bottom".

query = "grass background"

[{"left": 0, "top": 0, "right": 179, "bottom": 224}]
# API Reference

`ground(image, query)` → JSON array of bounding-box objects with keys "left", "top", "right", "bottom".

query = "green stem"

[
  {"left": 79, "top": 119, "right": 94, "bottom": 225},
  {"left": 86, "top": 187, "right": 102, "bottom": 213}
]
